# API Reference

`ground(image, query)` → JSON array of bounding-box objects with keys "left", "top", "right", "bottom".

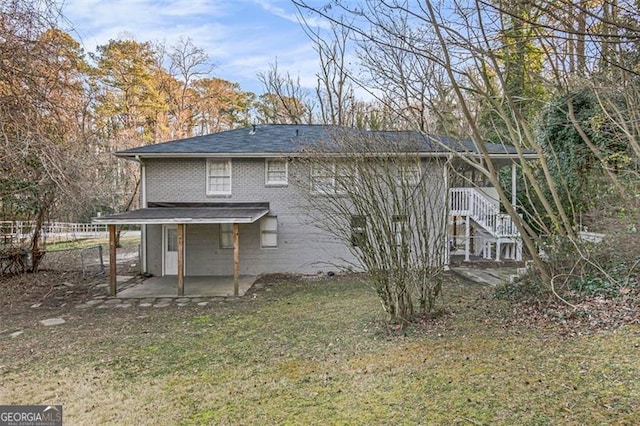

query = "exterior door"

[{"left": 164, "top": 225, "right": 178, "bottom": 275}]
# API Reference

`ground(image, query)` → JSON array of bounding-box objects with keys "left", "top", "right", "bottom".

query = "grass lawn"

[
  {"left": 43, "top": 236, "right": 140, "bottom": 251},
  {"left": 1, "top": 275, "right": 638, "bottom": 424}
]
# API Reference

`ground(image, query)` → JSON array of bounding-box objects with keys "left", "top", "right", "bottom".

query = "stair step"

[{"left": 451, "top": 266, "right": 518, "bottom": 286}]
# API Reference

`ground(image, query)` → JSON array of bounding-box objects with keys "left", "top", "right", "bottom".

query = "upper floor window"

[
  {"left": 398, "top": 161, "right": 422, "bottom": 186},
  {"left": 207, "top": 159, "right": 231, "bottom": 195},
  {"left": 310, "top": 162, "right": 351, "bottom": 195},
  {"left": 265, "top": 159, "right": 288, "bottom": 186}
]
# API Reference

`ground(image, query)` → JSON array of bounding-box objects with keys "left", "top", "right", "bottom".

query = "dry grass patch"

[{"left": 1, "top": 275, "right": 639, "bottom": 424}]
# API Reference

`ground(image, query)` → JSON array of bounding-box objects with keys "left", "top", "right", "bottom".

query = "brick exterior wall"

[{"left": 144, "top": 157, "right": 357, "bottom": 276}]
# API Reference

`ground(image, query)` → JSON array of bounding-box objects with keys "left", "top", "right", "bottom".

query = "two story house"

[{"left": 94, "top": 124, "right": 536, "bottom": 296}]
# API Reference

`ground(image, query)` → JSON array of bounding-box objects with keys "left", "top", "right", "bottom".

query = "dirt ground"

[{"left": 0, "top": 243, "right": 141, "bottom": 327}]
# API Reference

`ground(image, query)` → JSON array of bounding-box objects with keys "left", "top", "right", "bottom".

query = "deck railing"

[{"left": 449, "top": 188, "right": 519, "bottom": 238}]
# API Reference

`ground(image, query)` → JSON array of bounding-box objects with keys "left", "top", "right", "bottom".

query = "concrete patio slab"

[{"left": 116, "top": 275, "right": 257, "bottom": 298}]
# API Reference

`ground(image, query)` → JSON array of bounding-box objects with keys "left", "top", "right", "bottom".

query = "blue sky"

[{"left": 60, "top": 0, "right": 326, "bottom": 95}]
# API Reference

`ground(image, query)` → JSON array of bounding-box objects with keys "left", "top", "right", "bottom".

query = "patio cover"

[
  {"left": 93, "top": 203, "right": 270, "bottom": 225},
  {"left": 93, "top": 203, "right": 270, "bottom": 297}
]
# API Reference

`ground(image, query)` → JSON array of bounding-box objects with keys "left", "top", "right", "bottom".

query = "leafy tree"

[
  {"left": 352, "top": 100, "right": 394, "bottom": 130},
  {"left": 539, "top": 88, "right": 633, "bottom": 225},
  {"left": 91, "top": 39, "right": 166, "bottom": 144},
  {"left": 90, "top": 38, "right": 168, "bottom": 222},
  {"left": 0, "top": 1, "right": 97, "bottom": 270},
  {"left": 477, "top": 1, "right": 547, "bottom": 145},
  {"left": 255, "top": 93, "right": 310, "bottom": 124},
  {"left": 192, "top": 78, "right": 254, "bottom": 133}
]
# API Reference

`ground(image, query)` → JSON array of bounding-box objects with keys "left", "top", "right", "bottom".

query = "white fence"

[{"left": 0, "top": 221, "right": 138, "bottom": 245}]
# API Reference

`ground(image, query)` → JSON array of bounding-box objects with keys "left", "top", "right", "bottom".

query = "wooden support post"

[
  {"left": 233, "top": 223, "right": 239, "bottom": 296},
  {"left": 177, "top": 223, "right": 184, "bottom": 296},
  {"left": 108, "top": 224, "right": 117, "bottom": 296},
  {"left": 453, "top": 216, "right": 457, "bottom": 246}
]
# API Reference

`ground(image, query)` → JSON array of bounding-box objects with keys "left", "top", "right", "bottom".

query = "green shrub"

[{"left": 497, "top": 233, "right": 639, "bottom": 304}]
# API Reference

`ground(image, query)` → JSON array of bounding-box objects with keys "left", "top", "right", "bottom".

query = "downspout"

[
  {"left": 136, "top": 155, "right": 148, "bottom": 273},
  {"left": 443, "top": 155, "right": 452, "bottom": 267}
]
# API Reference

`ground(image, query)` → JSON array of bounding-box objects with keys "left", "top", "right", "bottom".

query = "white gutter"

[
  {"left": 93, "top": 215, "right": 267, "bottom": 225},
  {"left": 116, "top": 151, "right": 540, "bottom": 160}
]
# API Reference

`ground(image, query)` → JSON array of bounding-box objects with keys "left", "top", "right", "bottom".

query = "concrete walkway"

[
  {"left": 71, "top": 275, "right": 258, "bottom": 310},
  {"left": 451, "top": 266, "right": 518, "bottom": 286},
  {"left": 75, "top": 296, "right": 218, "bottom": 310}
]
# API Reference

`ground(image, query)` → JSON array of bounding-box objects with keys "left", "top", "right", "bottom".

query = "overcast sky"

[{"left": 59, "top": 0, "right": 325, "bottom": 95}]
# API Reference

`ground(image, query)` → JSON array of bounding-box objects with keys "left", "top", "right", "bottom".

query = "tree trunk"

[
  {"left": 29, "top": 193, "right": 54, "bottom": 273},
  {"left": 115, "top": 177, "right": 140, "bottom": 247}
]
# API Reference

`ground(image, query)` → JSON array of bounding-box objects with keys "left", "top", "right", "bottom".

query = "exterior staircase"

[{"left": 449, "top": 188, "right": 522, "bottom": 261}]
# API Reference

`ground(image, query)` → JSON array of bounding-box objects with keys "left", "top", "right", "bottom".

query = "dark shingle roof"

[{"left": 116, "top": 124, "right": 534, "bottom": 157}]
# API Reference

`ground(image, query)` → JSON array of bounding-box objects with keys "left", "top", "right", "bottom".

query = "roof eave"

[
  {"left": 115, "top": 152, "right": 291, "bottom": 159},
  {"left": 93, "top": 218, "right": 258, "bottom": 225},
  {"left": 115, "top": 151, "right": 539, "bottom": 160},
  {"left": 472, "top": 153, "right": 540, "bottom": 160}
]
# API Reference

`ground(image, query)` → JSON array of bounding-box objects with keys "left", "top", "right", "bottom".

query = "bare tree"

[
  {"left": 293, "top": 129, "right": 448, "bottom": 325},
  {"left": 166, "top": 37, "right": 213, "bottom": 138},
  {"left": 293, "top": 0, "right": 640, "bottom": 292},
  {"left": 356, "top": 7, "right": 442, "bottom": 133},
  {"left": 257, "top": 60, "right": 314, "bottom": 124},
  {"left": 299, "top": 20, "right": 355, "bottom": 125}
]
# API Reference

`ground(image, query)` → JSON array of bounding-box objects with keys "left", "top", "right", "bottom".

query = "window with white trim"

[
  {"left": 399, "top": 161, "right": 422, "bottom": 186},
  {"left": 219, "top": 223, "right": 233, "bottom": 249},
  {"left": 265, "top": 159, "right": 288, "bottom": 186},
  {"left": 310, "top": 162, "right": 352, "bottom": 194},
  {"left": 206, "top": 159, "right": 231, "bottom": 195},
  {"left": 260, "top": 216, "right": 278, "bottom": 248}
]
